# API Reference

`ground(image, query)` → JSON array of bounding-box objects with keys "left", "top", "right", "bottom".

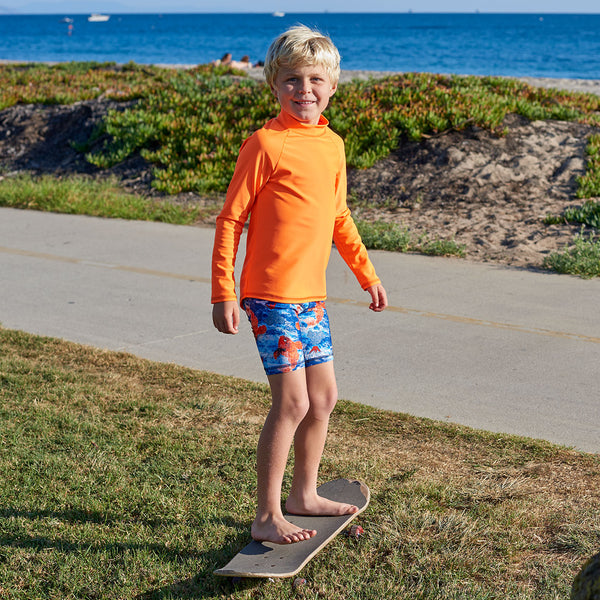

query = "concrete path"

[{"left": 1, "top": 207, "right": 598, "bottom": 453}]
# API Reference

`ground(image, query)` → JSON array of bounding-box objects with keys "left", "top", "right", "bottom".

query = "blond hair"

[{"left": 264, "top": 25, "right": 341, "bottom": 88}]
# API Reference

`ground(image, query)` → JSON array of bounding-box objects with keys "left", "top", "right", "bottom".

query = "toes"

[{"left": 294, "top": 529, "right": 316, "bottom": 543}]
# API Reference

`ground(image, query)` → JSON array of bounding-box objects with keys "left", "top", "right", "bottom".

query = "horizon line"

[{"left": 2, "top": 10, "right": 600, "bottom": 16}]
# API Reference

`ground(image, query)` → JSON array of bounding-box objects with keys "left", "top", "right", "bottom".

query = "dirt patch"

[
  {"left": 0, "top": 99, "right": 125, "bottom": 173},
  {"left": 0, "top": 97, "right": 598, "bottom": 269},
  {"left": 348, "top": 113, "right": 598, "bottom": 267}
]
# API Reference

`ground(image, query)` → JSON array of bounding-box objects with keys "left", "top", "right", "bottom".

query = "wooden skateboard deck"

[{"left": 214, "top": 478, "right": 369, "bottom": 579}]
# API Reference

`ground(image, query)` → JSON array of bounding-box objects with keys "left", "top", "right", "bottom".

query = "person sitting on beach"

[
  {"left": 211, "top": 25, "right": 387, "bottom": 544},
  {"left": 212, "top": 52, "right": 232, "bottom": 66},
  {"left": 230, "top": 55, "right": 253, "bottom": 69}
]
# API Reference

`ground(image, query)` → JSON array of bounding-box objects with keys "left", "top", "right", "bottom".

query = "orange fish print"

[
  {"left": 273, "top": 336, "right": 303, "bottom": 370},
  {"left": 247, "top": 306, "right": 267, "bottom": 337},
  {"left": 305, "top": 303, "right": 325, "bottom": 328}
]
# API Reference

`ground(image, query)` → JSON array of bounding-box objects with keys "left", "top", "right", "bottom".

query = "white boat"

[
  {"left": 88, "top": 13, "right": 110, "bottom": 22},
  {"left": 272, "top": 11, "right": 285, "bottom": 17},
  {"left": 60, "top": 17, "right": 73, "bottom": 23}
]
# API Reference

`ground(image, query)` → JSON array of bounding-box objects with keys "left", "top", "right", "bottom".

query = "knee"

[
  {"left": 276, "top": 393, "right": 311, "bottom": 425},
  {"left": 309, "top": 384, "right": 338, "bottom": 420}
]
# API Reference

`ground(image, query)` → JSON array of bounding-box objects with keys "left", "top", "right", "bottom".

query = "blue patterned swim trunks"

[{"left": 242, "top": 298, "right": 334, "bottom": 376}]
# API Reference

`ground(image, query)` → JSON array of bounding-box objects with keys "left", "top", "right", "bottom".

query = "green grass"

[
  {"left": 1, "top": 327, "right": 599, "bottom": 599},
  {"left": 356, "top": 220, "right": 466, "bottom": 257},
  {"left": 0, "top": 174, "right": 202, "bottom": 224}
]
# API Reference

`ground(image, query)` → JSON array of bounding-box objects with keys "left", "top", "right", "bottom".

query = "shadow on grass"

[
  {"left": 0, "top": 506, "right": 254, "bottom": 599},
  {"left": 0, "top": 506, "right": 175, "bottom": 528},
  {"left": 135, "top": 523, "right": 262, "bottom": 600},
  {"left": 136, "top": 571, "right": 263, "bottom": 600}
]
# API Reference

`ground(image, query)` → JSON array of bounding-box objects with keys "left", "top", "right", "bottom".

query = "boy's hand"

[
  {"left": 212, "top": 300, "right": 240, "bottom": 334},
  {"left": 366, "top": 284, "right": 388, "bottom": 312}
]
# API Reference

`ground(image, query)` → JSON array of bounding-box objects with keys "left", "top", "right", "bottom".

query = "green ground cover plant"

[
  {"left": 86, "top": 70, "right": 278, "bottom": 194},
  {"left": 3, "top": 62, "right": 599, "bottom": 198},
  {"left": 543, "top": 230, "right": 600, "bottom": 278},
  {"left": 1, "top": 327, "right": 599, "bottom": 599},
  {"left": 83, "top": 70, "right": 600, "bottom": 195},
  {"left": 576, "top": 133, "right": 600, "bottom": 199},
  {"left": 546, "top": 200, "right": 600, "bottom": 230},
  {"left": 0, "top": 61, "right": 170, "bottom": 109},
  {"left": 0, "top": 61, "right": 240, "bottom": 109},
  {"left": 546, "top": 134, "right": 600, "bottom": 227}
]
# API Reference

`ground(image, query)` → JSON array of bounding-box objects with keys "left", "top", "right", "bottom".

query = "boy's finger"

[
  {"left": 369, "top": 286, "right": 387, "bottom": 312},
  {"left": 224, "top": 311, "right": 239, "bottom": 334}
]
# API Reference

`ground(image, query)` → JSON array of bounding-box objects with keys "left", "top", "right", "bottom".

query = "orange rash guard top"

[{"left": 211, "top": 110, "right": 381, "bottom": 304}]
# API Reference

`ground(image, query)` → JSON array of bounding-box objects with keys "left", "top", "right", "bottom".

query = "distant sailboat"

[
  {"left": 88, "top": 14, "right": 110, "bottom": 22},
  {"left": 60, "top": 17, "right": 73, "bottom": 23},
  {"left": 272, "top": 11, "right": 285, "bottom": 17}
]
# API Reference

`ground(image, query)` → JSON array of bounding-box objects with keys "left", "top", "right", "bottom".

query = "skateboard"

[{"left": 214, "top": 478, "right": 369, "bottom": 579}]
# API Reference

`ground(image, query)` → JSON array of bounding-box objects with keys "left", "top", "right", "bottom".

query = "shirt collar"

[{"left": 274, "top": 110, "right": 329, "bottom": 135}]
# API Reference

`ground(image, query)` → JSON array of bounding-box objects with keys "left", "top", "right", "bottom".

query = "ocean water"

[{"left": 0, "top": 13, "right": 599, "bottom": 79}]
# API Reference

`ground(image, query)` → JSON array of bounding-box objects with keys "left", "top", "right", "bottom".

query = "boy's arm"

[
  {"left": 331, "top": 138, "right": 387, "bottom": 311},
  {"left": 334, "top": 207, "right": 388, "bottom": 311},
  {"left": 211, "top": 132, "right": 274, "bottom": 308}
]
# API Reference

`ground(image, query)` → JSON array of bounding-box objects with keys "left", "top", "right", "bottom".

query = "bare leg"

[
  {"left": 285, "top": 362, "right": 358, "bottom": 517},
  {"left": 251, "top": 369, "right": 318, "bottom": 544}
]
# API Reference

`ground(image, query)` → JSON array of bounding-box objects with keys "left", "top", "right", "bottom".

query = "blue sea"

[{"left": 0, "top": 13, "right": 599, "bottom": 80}]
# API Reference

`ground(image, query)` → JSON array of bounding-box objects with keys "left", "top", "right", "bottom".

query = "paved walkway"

[{"left": 1, "top": 207, "right": 598, "bottom": 453}]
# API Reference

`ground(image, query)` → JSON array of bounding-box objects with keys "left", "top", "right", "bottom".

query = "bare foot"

[
  {"left": 285, "top": 493, "right": 359, "bottom": 517},
  {"left": 251, "top": 514, "right": 317, "bottom": 545}
]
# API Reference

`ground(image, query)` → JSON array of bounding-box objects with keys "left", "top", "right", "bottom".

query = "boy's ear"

[{"left": 329, "top": 82, "right": 338, "bottom": 97}]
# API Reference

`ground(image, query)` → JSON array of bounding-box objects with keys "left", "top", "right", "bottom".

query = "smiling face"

[{"left": 271, "top": 63, "right": 338, "bottom": 125}]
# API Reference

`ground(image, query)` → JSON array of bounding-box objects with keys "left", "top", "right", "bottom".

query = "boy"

[{"left": 211, "top": 25, "right": 387, "bottom": 545}]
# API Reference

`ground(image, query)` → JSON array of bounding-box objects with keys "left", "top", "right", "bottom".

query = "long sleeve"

[
  {"left": 211, "top": 133, "right": 276, "bottom": 303},
  {"left": 332, "top": 149, "right": 381, "bottom": 290}
]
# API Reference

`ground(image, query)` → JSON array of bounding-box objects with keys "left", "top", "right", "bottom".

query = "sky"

[{"left": 1, "top": 0, "right": 600, "bottom": 14}]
